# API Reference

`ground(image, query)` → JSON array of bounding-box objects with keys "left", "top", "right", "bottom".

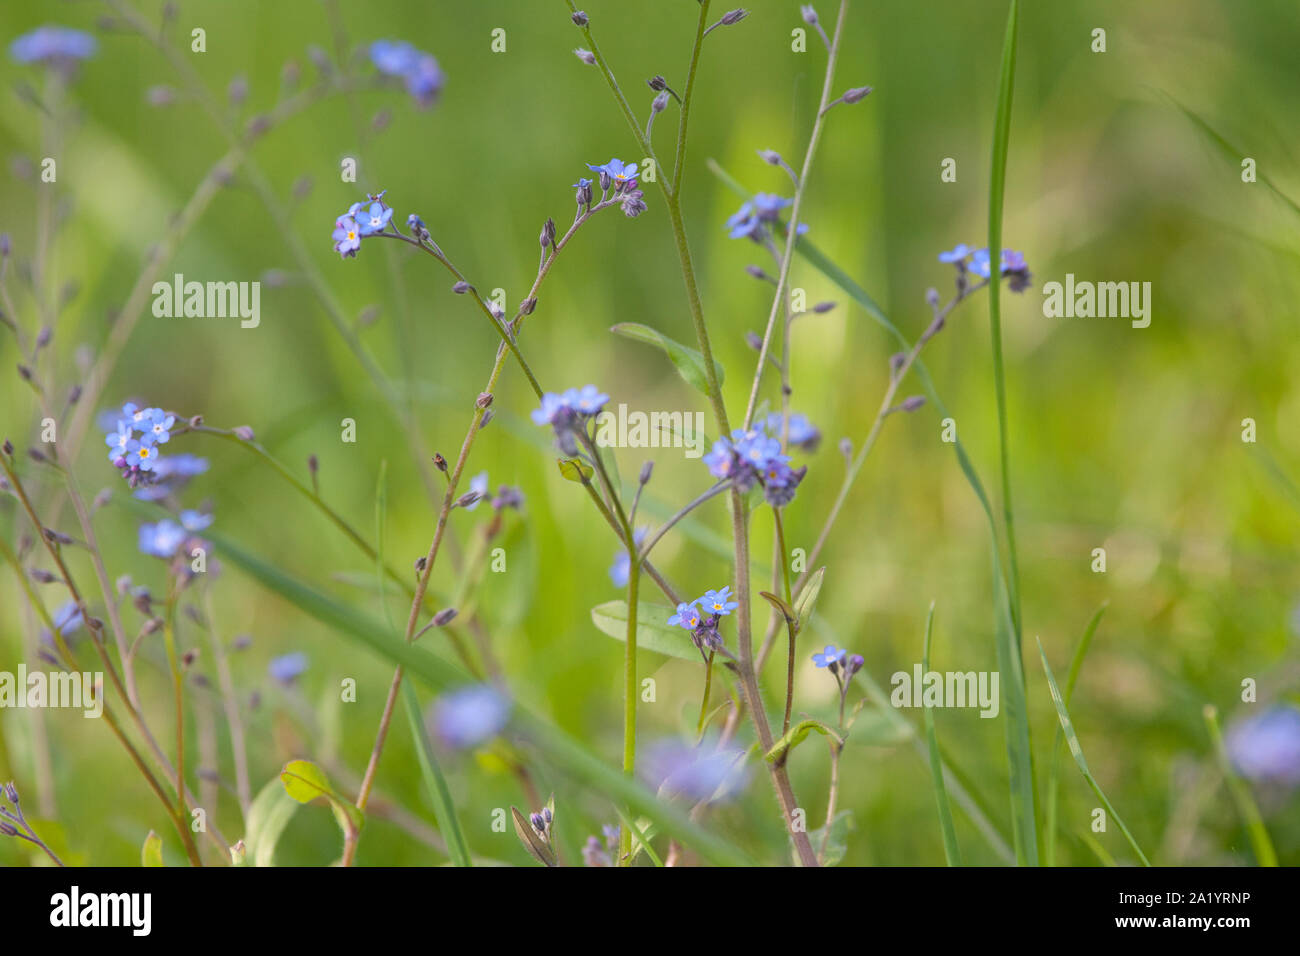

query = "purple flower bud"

[
  {"left": 745, "top": 264, "right": 771, "bottom": 282},
  {"left": 539, "top": 218, "right": 556, "bottom": 248},
  {"left": 232, "top": 425, "right": 255, "bottom": 442},
  {"left": 842, "top": 85, "right": 873, "bottom": 103},
  {"left": 839, "top": 437, "right": 852, "bottom": 459},
  {"left": 720, "top": 9, "right": 748, "bottom": 26},
  {"left": 433, "top": 607, "right": 458, "bottom": 627},
  {"left": 639, "top": 461, "right": 654, "bottom": 485},
  {"left": 812, "top": 301, "right": 836, "bottom": 313},
  {"left": 651, "top": 91, "right": 669, "bottom": 113},
  {"left": 648, "top": 75, "right": 667, "bottom": 91},
  {"left": 452, "top": 280, "right": 470, "bottom": 294},
  {"left": 900, "top": 395, "right": 925, "bottom": 413},
  {"left": 801, "top": 4, "right": 819, "bottom": 24},
  {"left": 759, "top": 149, "right": 782, "bottom": 165},
  {"left": 571, "top": 11, "right": 589, "bottom": 26},
  {"left": 574, "top": 48, "right": 596, "bottom": 65}
]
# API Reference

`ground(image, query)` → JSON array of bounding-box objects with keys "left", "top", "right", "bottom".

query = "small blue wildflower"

[
  {"left": 667, "top": 601, "right": 702, "bottom": 630},
  {"left": 332, "top": 216, "right": 361, "bottom": 258},
  {"left": 726, "top": 194, "right": 809, "bottom": 241},
  {"left": 701, "top": 586, "right": 739, "bottom": 617},
  {"left": 812, "top": 644, "right": 847, "bottom": 669},
  {"left": 269, "top": 652, "right": 309, "bottom": 685},
  {"left": 135, "top": 454, "right": 208, "bottom": 501},
  {"left": 9, "top": 26, "right": 96, "bottom": 66},
  {"left": 465, "top": 471, "right": 489, "bottom": 512},
  {"left": 431, "top": 684, "right": 512, "bottom": 749},
  {"left": 105, "top": 420, "right": 133, "bottom": 462},
  {"left": 567, "top": 384, "right": 609, "bottom": 415},
  {"left": 138, "top": 520, "right": 187, "bottom": 558},
  {"left": 969, "top": 247, "right": 992, "bottom": 279},
  {"left": 572, "top": 177, "right": 592, "bottom": 190},
  {"left": 938, "top": 243, "right": 971, "bottom": 264},
  {"left": 765, "top": 412, "right": 821, "bottom": 452},
  {"left": 586, "top": 158, "right": 639, "bottom": 186},
  {"left": 370, "top": 40, "right": 443, "bottom": 107},
  {"left": 1226, "top": 706, "right": 1300, "bottom": 786},
  {"left": 530, "top": 392, "right": 570, "bottom": 426},
  {"left": 641, "top": 739, "right": 750, "bottom": 803},
  {"left": 51, "top": 601, "right": 83, "bottom": 636},
  {"left": 357, "top": 201, "right": 394, "bottom": 236},
  {"left": 179, "top": 509, "right": 213, "bottom": 532},
  {"left": 609, "top": 527, "right": 648, "bottom": 588},
  {"left": 121, "top": 402, "right": 156, "bottom": 428},
  {"left": 145, "top": 412, "right": 176, "bottom": 445},
  {"left": 124, "top": 438, "right": 159, "bottom": 472}
]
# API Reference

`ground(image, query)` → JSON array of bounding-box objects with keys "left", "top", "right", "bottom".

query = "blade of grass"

[
  {"left": 1045, "top": 602, "right": 1107, "bottom": 866},
  {"left": 921, "top": 602, "right": 962, "bottom": 866},
  {"left": 1036, "top": 638, "right": 1150, "bottom": 866},
  {"left": 207, "top": 529, "right": 752, "bottom": 866},
  {"left": 402, "top": 681, "right": 473, "bottom": 867},
  {"left": 1203, "top": 705, "right": 1278, "bottom": 867}
]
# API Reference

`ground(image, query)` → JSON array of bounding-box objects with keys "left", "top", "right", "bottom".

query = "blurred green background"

[{"left": 1, "top": 0, "right": 1298, "bottom": 866}]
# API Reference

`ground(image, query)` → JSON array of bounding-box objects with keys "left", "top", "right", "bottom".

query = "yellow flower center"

[
  {"left": 348, "top": 230, "right": 357, "bottom": 241},
  {"left": 139, "top": 448, "right": 150, "bottom": 458}
]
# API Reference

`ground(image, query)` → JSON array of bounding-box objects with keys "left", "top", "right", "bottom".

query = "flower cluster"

[
  {"left": 9, "top": 25, "right": 96, "bottom": 67},
  {"left": 703, "top": 419, "right": 808, "bottom": 506},
  {"left": 369, "top": 40, "right": 443, "bottom": 108},
  {"left": 332, "top": 191, "right": 394, "bottom": 259},
  {"left": 938, "top": 243, "right": 1032, "bottom": 293},
  {"left": 725, "top": 193, "right": 809, "bottom": 242},
  {"left": 530, "top": 384, "right": 609, "bottom": 456},
  {"left": 103, "top": 403, "right": 177, "bottom": 489},
  {"left": 668, "top": 586, "right": 739, "bottom": 657},
  {"left": 583, "top": 158, "right": 647, "bottom": 217}
]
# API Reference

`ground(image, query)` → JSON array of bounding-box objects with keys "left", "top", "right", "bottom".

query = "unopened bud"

[
  {"left": 842, "top": 85, "right": 873, "bottom": 104},
  {"left": 433, "top": 453, "right": 448, "bottom": 472},
  {"left": 476, "top": 392, "right": 494, "bottom": 409},
  {"left": 639, "top": 461, "right": 654, "bottom": 485},
  {"left": 574, "top": 48, "right": 596, "bottom": 65},
  {"left": 571, "top": 11, "right": 589, "bottom": 26},
  {"left": 232, "top": 426, "right": 255, "bottom": 442},
  {"left": 433, "top": 607, "right": 458, "bottom": 626}
]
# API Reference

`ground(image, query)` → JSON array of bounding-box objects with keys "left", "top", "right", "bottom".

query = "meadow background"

[{"left": 1, "top": 0, "right": 1297, "bottom": 866}]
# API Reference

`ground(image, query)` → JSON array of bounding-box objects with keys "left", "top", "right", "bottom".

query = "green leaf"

[
  {"left": 557, "top": 457, "right": 593, "bottom": 482},
  {"left": 210, "top": 529, "right": 752, "bottom": 865},
  {"left": 1036, "top": 639, "right": 1150, "bottom": 866},
  {"left": 591, "top": 600, "right": 703, "bottom": 662},
  {"left": 610, "top": 321, "right": 725, "bottom": 395},
  {"left": 765, "top": 718, "right": 841, "bottom": 764},
  {"left": 1045, "top": 602, "right": 1107, "bottom": 866},
  {"left": 758, "top": 590, "right": 795, "bottom": 624},
  {"left": 280, "top": 758, "right": 363, "bottom": 842},
  {"left": 920, "top": 603, "right": 962, "bottom": 866},
  {"left": 141, "top": 830, "right": 164, "bottom": 867},
  {"left": 244, "top": 775, "right": 299, "bottom": 868},
  {"left": 402, "top": 681, "right": 473, "bottom": 866},
  {"left": 511, "top": 806, "right": 557, "bottom": 867},
  {"left": 792, "top": 566, "right": 825, "bottom": 633}
]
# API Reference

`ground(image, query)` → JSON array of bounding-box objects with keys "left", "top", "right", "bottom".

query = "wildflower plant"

[{"left": 0, "top": 0, "right": 1291, "bottom": 882}]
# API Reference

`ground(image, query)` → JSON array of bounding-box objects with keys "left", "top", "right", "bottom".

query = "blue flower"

[
  {"left": 765, "top": 412, "right": 821, "bottom": 451},
  {"left": 179, "top": 509, "right": 213, "bottom": 532},
  {"left": 641, "top": 739, "right": 750, "bottom": 803},
  {"left": 701, "top": 587, "right": 739, "bottom": 617},
  {"left": 1226, "top": 707, "right": 1300, "bottom": 786},
  {"left": 138, "top": 520, "right": 187, "bottom": 558},
  {"left": 464, "top": 471, "right": 489, "bottom": 512},
  {"left": 667, "top": 601, "right": 702, "bottom": 630},
  {"left": 586, "top": 158, "right": 638, "bottom": 185},
  {"left": 370, "top": 40, "right": 443, "bottom": 107},
  {"left": 567, "top": 384, "right": 609, "bottom": 416},
  {"left": 10, "top": 26, "right": 96, "bottom": 66},
  {"left": 703, "top": 438, "right": 738, "bottom": 479},
  {"left": 145, "top": 412, "right": 176, "bottom": 445},
  {"left": 572, "top": 177, "right": 592, "bottom": 190},
  {"left": 938, "top": 243, "right": 972, "bottom": 264},
  {"left": 121, "top": 402, "right": 157, "bottom": 429},
  {"left": 51, "top": 601, "right": 83, "bottom": 636},
  {"left": 332, "top": 216, "right": 361, "bottom": 258},
  {"left": 726, "top": 194, "right": 808, "bottom": 241},
  {"left": 609, "top": 527, "right": 648, "bottom": 588},
  {"left": 357, "top": 201, "right": 394, "bottom": 236},
  {"left": 135, "top": 454, "right": 208, "bottom": 501},
  {"left": 969, "top": 247, "right": 993, "bottom": 278},
  {"left": 431, "top": 684, "right": 512, "bottom": 749},
  {"left": 269, "top": 652, "right": 309, "bottom": 684},
  {"left": 812, "top": 644, "right": 847, "bottom": 669},
  {"left": 105, "top": 420, "right": 133, "bottom": 462},
  {"left": 530, "top": 391, "right": 571, "bottom": 426},
  {"left": 124, "top": 438, "right": 159, "bottom": 472}
]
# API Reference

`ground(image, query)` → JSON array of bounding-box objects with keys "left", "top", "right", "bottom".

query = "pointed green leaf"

[
  {"left": 591, "top": 600, "right": 703, "bottom": 662},
  {"left": 765, "top": 718, "right": 841, "bottom": 764},
  {"left": 280, "top": 758, "right": 363, "bottom": 840},
  {"left": 141, "top": 830, "right": 164, "bottom": 867},
  {"left": 557, "top": 457, "right": 593, "bottom": 482},
  {"left": 610, "top": 321, "right": 725, "bottom": 395},
  {"left": 792, "top": 566, "right": 825, "bottom": 633}
]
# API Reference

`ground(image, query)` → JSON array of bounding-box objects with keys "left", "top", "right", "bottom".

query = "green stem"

[{"left": 620, "top": 559, "right": 641, "bottom": 865}]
